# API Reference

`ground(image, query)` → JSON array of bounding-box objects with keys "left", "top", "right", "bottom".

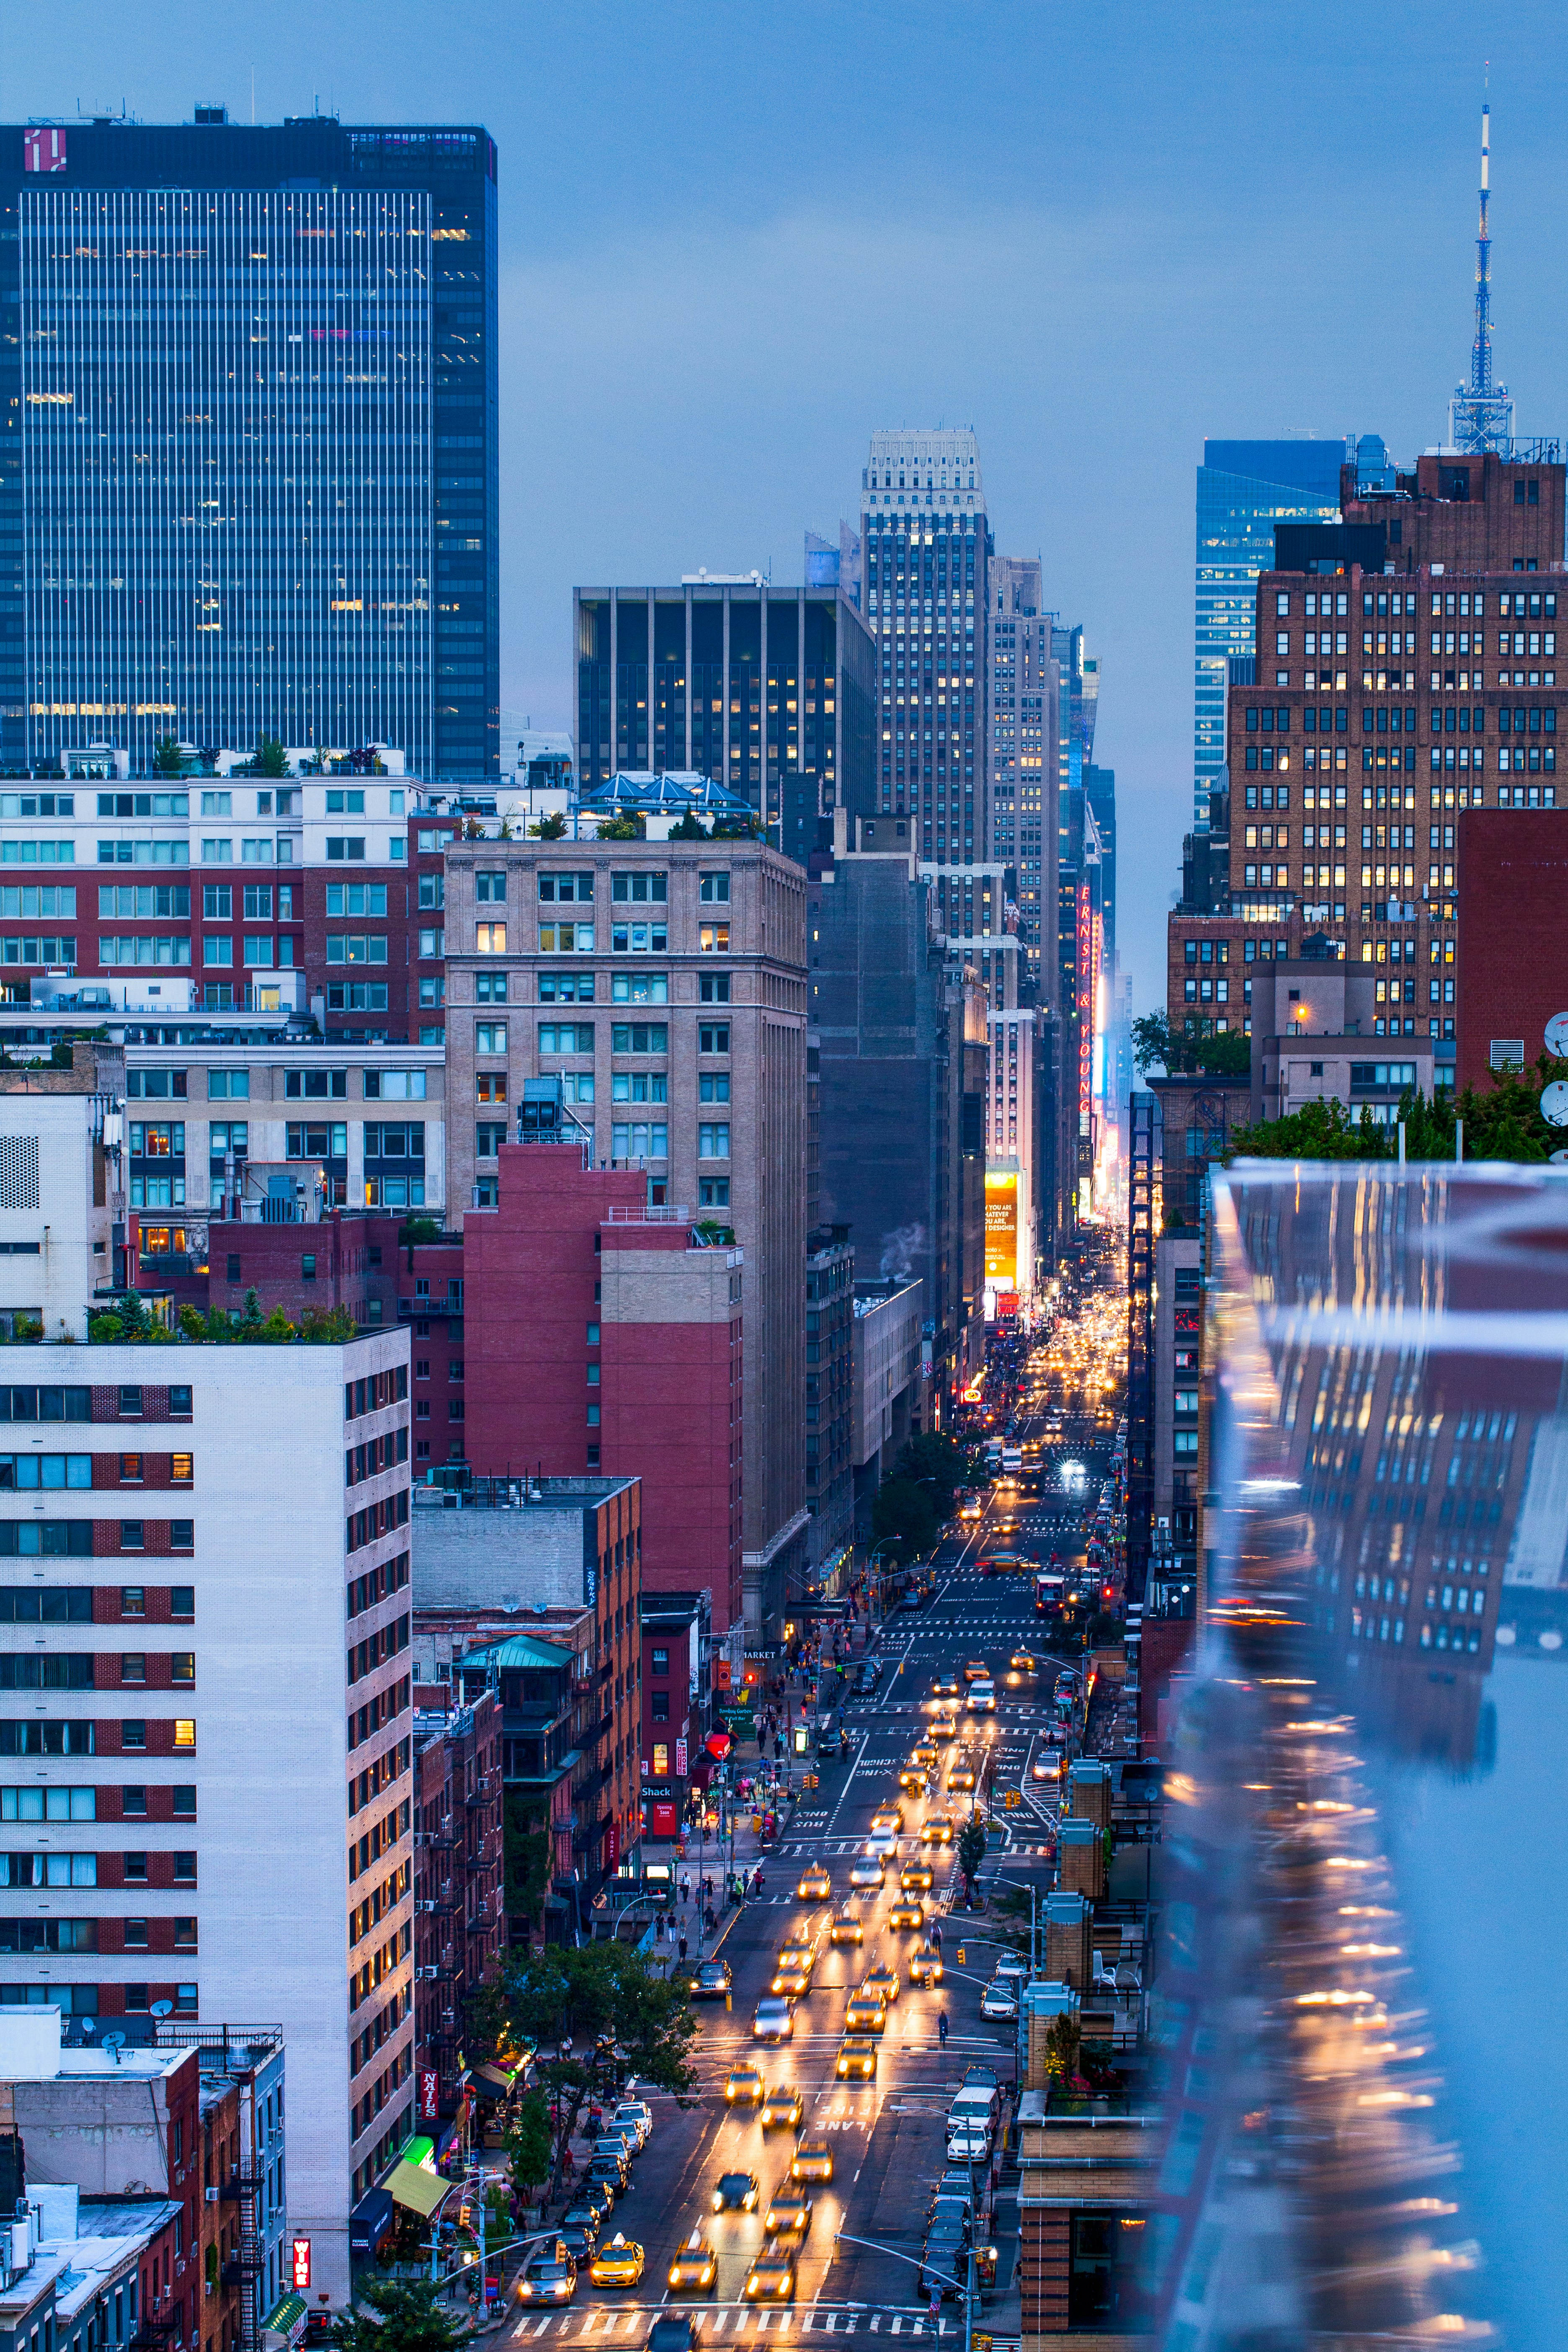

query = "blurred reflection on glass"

[{"left": 1154, "top": 1162, "right": 1568, "bottom": 2349}]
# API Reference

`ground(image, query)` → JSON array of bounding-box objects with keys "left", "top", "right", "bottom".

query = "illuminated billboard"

[{"left": 985, "top": 1171, "right": 1018, "bottom": 1284}]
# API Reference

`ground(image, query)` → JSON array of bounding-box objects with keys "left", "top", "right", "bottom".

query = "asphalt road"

[{"left": 513, "top": 1351, "right": 1119, "bottom": 2345}]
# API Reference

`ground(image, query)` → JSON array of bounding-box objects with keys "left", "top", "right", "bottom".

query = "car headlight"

[{"left": 712, "top": 2192, "right": 723, "bottom": 2211}]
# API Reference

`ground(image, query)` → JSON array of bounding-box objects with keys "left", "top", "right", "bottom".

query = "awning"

[
  {"left": 385, "top": 2159, "right": 450, "bottom": 2218},
  {"left": 472, "top": 2061, "right": 516, "bottom": 2095},
  {"left": 349, "top": 2186, "right": 397, "bottom": 2258},
  {"left": 260, "top": 2297, "right": 308, "bottom": 2350}
]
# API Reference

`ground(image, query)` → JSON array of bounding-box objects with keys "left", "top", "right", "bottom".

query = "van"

[{"left": 949, "top": 2085, "right": 1000, "bottom": 2133}]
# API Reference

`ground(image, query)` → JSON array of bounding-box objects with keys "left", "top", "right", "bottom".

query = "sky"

[{"left": 9, "top": 0, "right": 1568, "bottom": 1017}]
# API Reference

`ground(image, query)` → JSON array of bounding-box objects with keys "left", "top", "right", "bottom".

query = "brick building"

[
  {"left": 1169, "top": 443, "right": 1567, "bottom": 1099},
  {"left": 461, "top": 1141, "right": 744, "bottom": 1646},
  {"left": 411, "top": 1690, "right": 503, "bottom": 2132},
  {"left": 1454, "top": 807, "right": 1568, "bottom": 1090},
  {"left": 441, "top": 835, "right": 805, "bottom": 1642},
  {"left": 639, "top": 1593, "right": 707, "bottom": 1847},
  {"left": 414, "top": 1475, "right": 644, "bottom": 1911}
]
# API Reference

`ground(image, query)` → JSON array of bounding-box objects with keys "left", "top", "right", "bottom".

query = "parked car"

[{"left": 980, "top": 1979, "right": 1018, "bottom": 2020}]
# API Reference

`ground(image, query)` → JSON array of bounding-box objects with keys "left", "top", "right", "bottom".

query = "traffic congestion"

[{"left": 484, "top": 1243, "right": 1130, "bottom": 2343}]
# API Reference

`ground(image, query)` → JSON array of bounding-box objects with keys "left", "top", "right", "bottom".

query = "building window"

[
  {"left": 698, "top": 1124, "right": 731, "bottom": 1160},
  {"left": 477, "top": 922, "right": 508, "bottom": 954}
]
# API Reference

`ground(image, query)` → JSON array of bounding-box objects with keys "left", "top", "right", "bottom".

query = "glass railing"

[{"left": 1157, "top": 1161, "right": 1568, "bottom": 2349}]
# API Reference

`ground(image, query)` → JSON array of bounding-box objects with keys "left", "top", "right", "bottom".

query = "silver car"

[{"left": 753, "top": 1996, "right": 794, "bottom": 2042}]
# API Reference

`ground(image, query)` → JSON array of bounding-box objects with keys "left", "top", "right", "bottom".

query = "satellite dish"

[
  {"left": 1542, "top": 1081, "right": 1568, "bottom": 1129},
  {"left": 101, "top": 2031, "right": 126, "bottom": 2064},
  {"left": 1552, "top": 1150, "right": 1568, "bottom": 1166},
  {"left": 79, "top": 2017, "right": 96, "bottom": 2037},
  {"left": 1547, "top": 1012, "right": 1568, "bottom": 1058},
  {"left": 149, "top": 1999, "right": 174, "bottom": 2018}
]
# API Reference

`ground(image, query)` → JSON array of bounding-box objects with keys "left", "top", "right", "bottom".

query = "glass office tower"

[
  {"left": 1194, "top": 438, "right": 1349, "bottom": 828},
  {"left": 0, "top": 113, "right": 498, "bottom": 776}
]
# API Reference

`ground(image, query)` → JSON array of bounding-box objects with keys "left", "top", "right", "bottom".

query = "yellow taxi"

[
  {"left": 869, "top": 1805, "right": 904, "bottom": 1836},
  {"left": 588, "top": 2234, "right": 645, "bottom": 2288},
  {"left": 830, "top": 1906, "right": 864, "bottom": 1946},
  {"left": 796, "top": 1866, "right": 832, "bottom": 1901},
  {"left": 791, "top": 2138, "right": 834, "bottom": 2184},
  {"left": 725, "top": 2064, "right": 766, "bottom": 2105},
  {"left": 888, "top": 1896, "right": 925, "bottom": 1931},
  {"left": 909, "top": 1742, "right": 939, "bottom": 1772},
  {"left": 897, "top": 1764, "right": 928, "bottom": 1796},
  {"left": 667, "top": 2233, "right": 719, "bottom": 2295},
  {"left": 946, "top": 1764, "right": 976, "bottom": 1793},
  {"left": 909, "top": 1942, "right": 945, "bottom": 1986},
  {"left": 763, "top": 2188, "right": 814, "bottom": 2240},
  {"left": 836, "top": 2037, "right": 878, "bottom": 2080},
  {"left": 863, "top": 1962, "right": 899, "bottom": 2004},
  {"left": 921, "top": 1813, "right": 955, "bottom": 1846},
  {"left": 900, "top": 1861, "right": 934, "bottom": 1894},
  {"left": 1009, "top": 1650, "right": 1038, "bottom": 1675},
  {"left": 744, "top": 2252, "right": 797, "bottom": 2303},
  {"left": 931, "top": 1714, "right": 959, "bottom": 1745},
  {"left": 843, "top": 1991, "right": 887, "bottom": 2034},
  {"left": 760, "top": 2086, "right": 804, "bottom": 2132},
  {"left": 962, "top": 1658, "right": 989, "bottom": 1684},
  {"left": 771, "top": 1954, "right": 813, "bottom": 1998}
]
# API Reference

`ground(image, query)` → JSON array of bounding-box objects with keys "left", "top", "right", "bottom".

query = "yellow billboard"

[{"left": 985, "top": 1171, "right": 1017, "bottom": 1284}]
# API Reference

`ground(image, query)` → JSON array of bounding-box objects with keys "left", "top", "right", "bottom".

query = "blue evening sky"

[{"left": 10, "top": 0, "right": 1568, "bottom": 1014}]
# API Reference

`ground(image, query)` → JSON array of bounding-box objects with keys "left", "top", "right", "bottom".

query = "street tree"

[
  {"left": 501, "top": 2088, "right": 554, "bottom": 2210},
  {"left": 329, "top": 2279, "right": 464, "bottom": 2352},
  {"left": 871, "top": 1475, "right": 937, "bottom": 1563},
  {"left": 956, "top": 1815, "right": 988, "bottom": 1901},
  {"left": 469, "top": 1942, "right": 697, "bottom": 2202}
]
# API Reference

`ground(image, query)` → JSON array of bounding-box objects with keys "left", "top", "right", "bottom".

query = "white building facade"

[{"left": 0, "top": 1331, "right": 414, "bottom": 2306}]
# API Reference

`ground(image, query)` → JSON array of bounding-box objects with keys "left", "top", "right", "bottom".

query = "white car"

[
  {"left": 1031, "top": 1753, "right": 1061, "bottom": 1784},
  {"left": 968, "top": 1680, "right": 997, "bottom": 1714},
  {"left": 612, "top": 2101, "right": 652, "bottom": 2148},
  {"left": 865, "top": 1825, "right": 899, "bottom": 1858},
  {"left": 980, "top": 1980, "right": 1018, "bottom": 2020},
  {"left": 753, "top": 1997, "right": 794, "bottom": 2042},
  {"left": 848, "top": 1854, "right": 886, "bottom": 1889}
]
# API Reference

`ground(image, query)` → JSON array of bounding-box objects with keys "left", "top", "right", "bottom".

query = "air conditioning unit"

[
  {"left": 417, "top": 1965, "right": 438, "bottom": 1981},
  {"left": 416, "top": 1900, "right": 436, "bottom": 1914},
  {"left": 205, "top": 2188, "right": 220, "bottom": 2204}
]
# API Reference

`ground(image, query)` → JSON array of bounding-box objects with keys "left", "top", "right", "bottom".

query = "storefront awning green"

[
  {"left": 386, "top": 2159, "right": 449, "bottom": 2218},
  {"left": 260, "top": 2296, "right": 307, "bottom": 2347}
]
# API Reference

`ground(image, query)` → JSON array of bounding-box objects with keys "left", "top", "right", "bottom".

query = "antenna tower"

[{"left": 1448, "top": 88, "right": 1515, "bottom": 454}]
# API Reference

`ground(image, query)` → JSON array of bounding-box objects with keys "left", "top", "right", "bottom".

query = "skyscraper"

[
  {"left": 857, "top": 429, "right": 991, "bottom": 887},
  {"left": 0, "top": 110, "right": 499, "bottom": 779},
  {"left": 1194, "top": 440, "right": 1351, "bottom": 827},
  {"left": 987, "top": 556, "right": 1055, "bottom": 999}
]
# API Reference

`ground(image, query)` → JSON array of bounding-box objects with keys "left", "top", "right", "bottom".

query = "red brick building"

[
  {"left": 464, "top": 1141, "right": 745, "bottom": 1634},
  {"left": 412, "top": 1689, "right": 504, "bottom": 2130},
  {"left": 1172, "top": 447, "right": 1568, "bottom": 1096},
  {"left": 1455, "top": 807, "right": 1568, "bottom": 1091}
]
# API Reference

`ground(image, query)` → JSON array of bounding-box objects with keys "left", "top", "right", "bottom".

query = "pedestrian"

[
  {"left": 938, "top": 2010, "right": 948, "bottom": 2048},
  {"left": 678, "top": 1932, "right": 689, "bottom": 1962},
  {"left": 680, "top": 1872, "right": 691, "bottom": 1906},
  {"left": 932, "top": 1921, "right": 943, "bottom": 1952},
  {"left": 655, "top": 1912, "right": 666, "bottom": 1942}
]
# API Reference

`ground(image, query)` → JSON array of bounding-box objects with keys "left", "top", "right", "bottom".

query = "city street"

[{"left": 514, "top": 1317, "right": 1122, "bottom": 2345}]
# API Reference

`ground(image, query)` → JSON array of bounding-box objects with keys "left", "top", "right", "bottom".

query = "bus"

[{"left": 1034, "top": 1571, "right": 1065, "bottom": 1619}]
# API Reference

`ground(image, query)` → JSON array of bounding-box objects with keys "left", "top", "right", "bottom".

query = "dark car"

[
  {"left": 689, "top": 1959, "right": 732, "bottom": 1999},
  {"left": 647, "top": 2321, "right": 703, "bottom": 2352},
  {"left": 711, "top": 2171, "right": 761, "bottom": 2213},
  {"left": 558, "top": 2224, "right": 596, "bottom": 2267},
  {"left": 585, "top": 2160, "right": 626, "bottom": 2202},
  {"left": 564, "top": 2190, "right": 607, "bottom": 2231},
  {"left": 815, "top": 1715, "right": 846, "bottom": 1758},
  {"left": 855, "top": 1659, "right": 880, "bottom": 1696}
]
